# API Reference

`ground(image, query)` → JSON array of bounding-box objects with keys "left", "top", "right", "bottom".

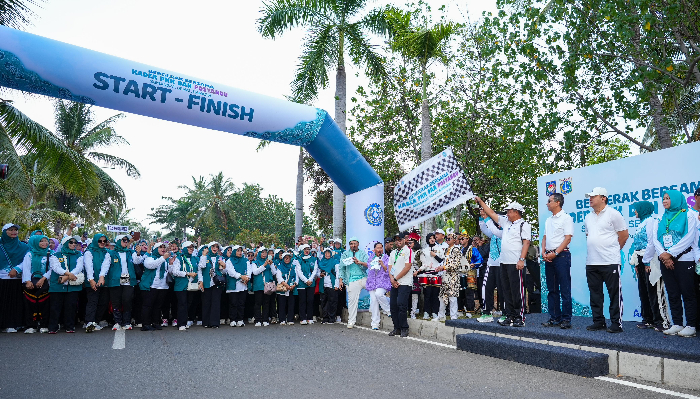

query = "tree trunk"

[
  {"left": 453, "top": 203, "right": 463, "bottom": 235},
  {"left": 420, "top": 83, "right": 434, "bottom": 236},
  {"left": 295, "top": 147, "right": 304, "bottom": 241},
  {"left": 649, "top": 92, "right": 673, "bottom": 149},
  {"left": 332, "top": 64, "right": 346, "bottom": 240}
]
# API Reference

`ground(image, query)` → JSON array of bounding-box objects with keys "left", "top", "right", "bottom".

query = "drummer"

[{"left": 417, "top": 233, "right": 442, "bottom": 320}]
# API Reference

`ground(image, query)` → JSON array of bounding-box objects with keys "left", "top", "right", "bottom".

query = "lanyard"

[{"left": 664, "top": 210, "right": 685, "bottom": 233}]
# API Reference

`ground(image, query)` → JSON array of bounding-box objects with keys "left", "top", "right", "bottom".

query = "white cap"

[
  {"left": 152, "top": 242, "right": 165, "bottom": 251},
  {"left": 585, "top": 187, "right": 608, "bottom": 198},
  {"left": 2, "top": 223, "right": 19, "bottom": 232},
  {"left": 298, "top": 244, "right": 310, "bottom": 251},
  {"left": 504, "top": 201, "right": 525, "bottom": 213},
  {"left": 207, "top": 241, "right": 220, "bottom": 248},
  {"left": 181, "top": 241, "right": 194, "bottom": 248},
  {"left": 231, "top": 245, "right": 241, "bottom": 251},
  {"left": 115, "top": 234, "right": 132, "bottom": 242},
  {"left": 445, "top": 228, "right": 455, "bottom": 235},
  {"left": 61, "top": 236, "right": 75, "bottom": 246},
  {"left": 258, "top": 246, "right": 267, "bottom": 252},
  {"left": 435, "top": 229, "right": 445, "bottom": 235}
]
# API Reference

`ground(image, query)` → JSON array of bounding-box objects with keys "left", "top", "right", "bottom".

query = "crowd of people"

[{"left": 1, "top": 186, "right": 697, "bottom": 338}]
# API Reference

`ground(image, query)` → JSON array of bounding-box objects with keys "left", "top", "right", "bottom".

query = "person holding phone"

[{"left": 198, "top": 242, "right": 224, "bottom": 328}]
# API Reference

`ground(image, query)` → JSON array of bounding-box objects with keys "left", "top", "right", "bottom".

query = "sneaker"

[
  {"left": 607, "top": 326, "right": 623, "bottom": 333},
  {"left": 280, "top": 321, "right": 287, "bottom": 326},
  {"left": 400, "top": 329, "right": 409, "bottom": 338},
  {"left": 492, "top": 311, "right": 502, "bottom": 317},
  {"left": 636, "top": 322, "right": 651, "bottom": 329},
  {"left": 663, "top": 325, "right": 684, "bottom": 335},
  {"left": 410, "top": 313, "right": 416, "bottom": 320},
  {"left": 254, "top": 322, "right": 261, "bottom": 327},
  {"left": 346, "top": 324, "right": 354, "bottom": 329},
  {"left": 498, "top": 317, "right": 513, "bottom": 327},
  {"left": 438, "top": 317, "right": 446, "bottom": 322},
  {"left": 560, "top": 320, "right": 572, "bottom": 329},
  {"left": 263, "top": 322, "right": 270, "bottom": 327},
  {"left": 123, "top": 324, "right": 133, "bottom": 330},
  {"left": 4, "top": 328, "right": 17, "bottom": 333},
  {"left": 477, "top": 314, "right": 494, "bottom": 323},
  {"left": 586, "top": 323, "right": 607, "bottom": 331},
  {"left": 308, "top": 320, "right": 314, "bottom": 324},
  {"left": 372, "top": 327, "right": 379, "bottom": 330},
  {"left": 541, "top": 320, "right": 560, "bottom": 327},
  {"left": 512, "top": 319, "right": 525, "bottom": 327},
  {"left": 86, "top": 322, "right": 96, "bottom": 333},
  {"left": 82, "top": 323, "right": 87, "bottom": 329},
  {"left": 98, "top": 321, "right": 108, "bottom": 328},
  {"left": 300, "top": 320, "right": 308, "bottom": 325},
  {"left": 653, "top": 324, "right": 666, "bottom": 332},
  {"left": 112, "top": 324, "right": 121, "bottom": 331},
  {"left": 196, "top": 321, "right": 203, "bottom": 326},
  {"left": 270, "top": 317, "right": 278, "bottom": 324},
  {"left": 48, "top": 330, "right": 57, "bottom": 334},
  {"left": 248, "top": 318, "right": 254, "bottom": 324},
  {"left": 186, "top": 321, "right": 193, "bottom": 328},
  {"left": 230, "top": 321, "right": 236, "bottom": 327},
  {"left": 288, "top": 322, "right": 294, "bottom": 326},
  {"left": 153, "top": 324, "right": 162, "bottom": 330},
  {"left": 432, "top": 313, "right": 438, "bottom": 320},
  {"left": 423, "top": 312, "right": 430, "bottom": 319},
  {"left": 161, "top": 319, "right": 169, "bottom": 327},
  {"left": 336, "top": 316, "right": 342, "bottom": 323},
  {"left": 464, "top": 313, "right": 472, "bottom": 318},
  {"left": 172, "top": 319, "right": 178, "bottom": 327},
  {"left": 388, "top": 329, "right": 400, "bottom": 336},
  {"left": 175, "top": 326, "right": 184, "bottom": 331},
  {"left": 499, "top": 316, "right": 506, "bottom": 323},
  {"left": 237, "top": 321, "right": 244, "bottom": 327},
  {"left": 24, "top": 328, "right": 36, "bottom": 334},
  {"left": 93, "top": 324, "right": 103, "bottom": 331},
  {"left": 135, "top": 324, "right": 142, "bottom": 328},
  {"left": 313, "top": 316, "right": 317, "bottom": 322},
  {"left": 220, "top": 319, "right": 225, "bottom": 325},
  {"left": 39, "top": 328, "right": 49, "bottom": 333},
  {"left": 678, "top": 326, "right": 696, "bottom": 338}
]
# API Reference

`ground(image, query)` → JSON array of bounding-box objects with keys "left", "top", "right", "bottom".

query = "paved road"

[{"left": 0, "top": 324, "right": 695, "bottom": 398}]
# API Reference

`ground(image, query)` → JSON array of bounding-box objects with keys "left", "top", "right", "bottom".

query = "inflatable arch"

[{"left": 0, "top": 25, "right": 384, "bottom": 250}]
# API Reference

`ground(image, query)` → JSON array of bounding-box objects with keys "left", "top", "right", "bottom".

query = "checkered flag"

[{"left": 393, "top": 148, "right": 474, "bottom": 231}]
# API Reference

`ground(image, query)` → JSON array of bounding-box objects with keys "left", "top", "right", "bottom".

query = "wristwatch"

[
  {"left": 553, "top": 250, "right": 558, "bottom": 256},
  {"left": 518, "top": 257, "right": 525, "bottom": 261}
]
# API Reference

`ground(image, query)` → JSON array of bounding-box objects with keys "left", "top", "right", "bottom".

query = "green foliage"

[{"left": 584, "top": 137, "right": 632, "bottom": 166}]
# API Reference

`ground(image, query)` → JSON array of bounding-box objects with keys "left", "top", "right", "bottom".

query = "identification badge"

[{"left": 663, "top": 234, "right": 673, "bottom": 249}]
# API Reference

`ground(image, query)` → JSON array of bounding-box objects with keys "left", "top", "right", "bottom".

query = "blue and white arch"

[{"left": 0, "top": 25, "right": 384, "bottom": 251}]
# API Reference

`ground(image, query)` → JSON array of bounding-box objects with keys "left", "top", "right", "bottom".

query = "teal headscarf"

[
  {"left": 87, "top": 234, "right": 108, "bottom": 275},
  {"left": 230, "top": 247, "right": 247, "bottom": 275},
  {"left": 114, "top": 236, "right": 131, "bottom": 253},
  {"left": 150, "top": 245, "right": 168, "bottom": 279},
  {"left": 657, "top": 190, "right": 688, "bottom": 242},
  {"left": 633, "top": 201, "right": 655, "bottom": 221},
  {"left": 28, "top": 235, "right": 51, "bottom": 277},
  {"left": 56, "top": 237, "right": 81, "bottom": 272},
  {"left": 0, "top": 227, "right": 29, "bottom": 271}
]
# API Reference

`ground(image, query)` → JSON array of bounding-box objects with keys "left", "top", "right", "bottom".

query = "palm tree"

[
  {"left": 179, "top": 173, "right": 236, "bottom": 241},
  {"left": 257, "top": 0, "right": 390, "bottom": 239},
  {"left": 386, "top": 7, "right": 458, "bottom": 233},
  {"left": 0, "top": 0, "right": 41, "bottom": 29},
  {"left": 50, "top": 100, "right": 139, "bottom": 223}
]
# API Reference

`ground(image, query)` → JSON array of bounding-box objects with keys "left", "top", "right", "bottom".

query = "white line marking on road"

[
  {"left": 595, "top": 376, "right": 699, "bottom": 398},
  {"left": 351, "top": 324, "right": 457, "bottom": 349},
  {"left": 112, "top": 329, "right": 125, "bottom": 350}
]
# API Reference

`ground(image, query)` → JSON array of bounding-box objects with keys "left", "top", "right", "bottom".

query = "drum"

[{"left": 418, "top": 274, "right": 442, "bottom": 286}]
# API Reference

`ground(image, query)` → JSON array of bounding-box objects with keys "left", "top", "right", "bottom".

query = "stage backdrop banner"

[
  {"left": 394, "top": 148, "right": 474, "bottom": 231},
  {"left": 537, "top": 141, "right": 700, "bottom": 321}
]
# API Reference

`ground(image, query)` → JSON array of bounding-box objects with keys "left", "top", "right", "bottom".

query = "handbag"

[
  {"left": 183, "top": 257, "right": 199, "bottom": 291},
  {"left": 61, "top": 256, "right": 84, "bottom": 285},
  {"left": 120, "top": 274, "right": 131, "bottom": 285},
  {"left": 188, "top": 280, "right": 200, "bottom": 291},
  {"left": 263, "top": 272, "right": 276, "bottom": 295},
  {"left": 209, "top": 257, "right": 226, "bottom": 289}
]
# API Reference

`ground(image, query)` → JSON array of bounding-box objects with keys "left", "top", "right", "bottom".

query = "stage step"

[{"left": 456, "top": 333, "right": 609, "bottom": 378}]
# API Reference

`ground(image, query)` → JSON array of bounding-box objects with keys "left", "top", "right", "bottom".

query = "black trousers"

[
  {"left": 132, "top": 285, "right": 143, "bottom": 325},
  {"left": 244, "top": 291, "right": 255, "bottom": 320},
  {"left": 269, "top": 292, "right": 278, "bottom": 319},
  {"left": 85, "top": 286, "right": 109, "bottom": 323},
  {"left": 141, "top": 288, "right": 167, "bottom": 327},
  {"left": 109, "top": 285, "right": 134, "bottom": 326},
  {"left": 160, "top": 285, "right": 176, "bottom": 321},
  {"left": 23, "top": 287, "right": 49, "bottom": 329},
  {"left": 501, "top": 263, "right": 525, "bottom": 321},
  {"left": 48, "top": 291, "right": 78, "bottom": 332},
  {"left": 220, "top": 289, "right": 229, "bottom": 320},
  {"left": 297, "top": 287, "right": 315, "bottom": 321},
  {"left": 201, "top": 286, "right": 222, "bottom": 327},
  {"left": 482, "top": 266, "right": 502, "bottom": 314},
  {"left": 277, "top": 294, "right": 295, "bottom": 323},
  {"left": 187, "top": 290, "right": 201, "bottom": 322},
  {"left": 313, "top": 291, "right": 321, "bottom": 318},
  {"left": 635, "top": 261, "right": 662, "bottom": 326},
  {"left": 660, "top": 260, "right": 697, "bottom": 327},
  {"left": 254, "top": 290, "right": 271, "bottom": 323},
  {"left": 336, "top": 286, "right": 347, "bottom": 315},
  {"left": 586, "top": 264, "right": 622, "bottom": 328},
  {"left": 526, "top": 259, "right": 541, "bottom": 291},
  {"left": 321, "top": 288, "right": 338, "bottom": 322},
  {"left": 175, "top": 291, "right": 188, "bottom": 327},
  {"left": 390, "top": 285, "right": 410, "bottom": 331},
  {"left": 227, "top": 291, "right": 246, "bottom": 323},
  {"left": 423, "top": 286, "right": 440, "bottom": 316}
]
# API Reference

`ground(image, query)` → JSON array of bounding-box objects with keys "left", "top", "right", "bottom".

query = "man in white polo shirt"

[
  {"left": 541, "top": 193, "right": 574, "bottom": 329},
  {"left": 475, "top": 197, "right": 531, "bottom": 327},
  {"left": 584, "top": 187, "right": 629, "bottom": 333}
]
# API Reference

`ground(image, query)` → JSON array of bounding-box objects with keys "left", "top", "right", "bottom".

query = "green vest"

[
  {"left": 49, "top": 253, "right": 82, "bottom": 293},
  {"left": 105, "top": 250, "right": 136, "bottom": 287},
  {"left": 174, "top": 256, "right": 197, "bottom": 292}
]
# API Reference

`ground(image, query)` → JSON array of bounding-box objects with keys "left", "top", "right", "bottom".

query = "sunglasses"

[
  {"left": 121, "top": 238, "right": 129, "bottom": 242},
  {"left": 98, "top": 239, "right": 108, "bottom": 244},
  {"left": 67, "top": 241, "right": 78, "bottom": 245}
]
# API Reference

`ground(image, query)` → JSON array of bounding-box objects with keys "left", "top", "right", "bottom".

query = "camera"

[{"left": 0, "top": 164, "right": 7, "bottom": 180}]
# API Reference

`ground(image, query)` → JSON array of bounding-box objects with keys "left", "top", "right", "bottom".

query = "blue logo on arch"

[{"left": 364, "top": 203, "right": 384, "bottom": 226}]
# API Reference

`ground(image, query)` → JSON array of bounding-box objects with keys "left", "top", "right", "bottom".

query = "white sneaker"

[
  {"left": 4, "top": 328, "right": 17, "bottom": 333},
  {"left": 410, "top": 314, "right": 416, "bottom": 320},
  {"left": 300, "top": 320, "right": 308, "bottom": 325},
  {"left": 112, "top": 324, "right": 121, "bottom": 331},
  {"left": 178, "top": 326, "right": 187, "bottom": 331},
  {"left": 308, "top": 320, "right": 314, "bottom": 324},
  {"left": 172, "top": 319, "right": 178, "bottom": 327},
  {"left": 438, "top": 317, "right": 446, "bottom": 322},
  {"left": 219, "top": 319, "right": 225, "bottom": 324},
  {"left": 492, "top": 311, "right": 502, "bottom": 317},
  {"left": 263, "top": 322, "right": 269, "bottom": 327},
  {"left": 280, "top": 321, "right": 287, "bottom": 326},
  {"left": 248, "top": 318, "right": 254, "bottom": 324},
  {"left": 432, "top": 313, "right": 438, "bottom": 319},
  {"left": 347, "top": 323, "right": 354, "bottom": 329},
  {"left": 336, "top": 316, "right": 342, "bottom": 323},
  {"left": 93, "top": 324, "right": 103, "bottom": 331},
  {"left": 186, "top": 321, "right": 193, "bottom": 328},
  {"left": 230, "top": 321, "right": 236, "bottom": 327},
  {"left": 123, "top": 324, "right": 132, "bottom": 330},
  {"left": 313, "top": 316, "right": 317, "bottom": 322},
  {"left": 82, "top": 323, "right": 87, "bottom": 329},
  {"left": 39, "top": 328, "right": 48, "bottom": 333},
  {"left": 423, "top": 312, "right": 430, "bottom": 319},
  {"left": 254, "top": 322, "right": 261, "bottom": 327},
  {"left": 196, "top": 321, "right": 203, "bottom": 326},
  {"left": 161, "top": 319, "right": 168, "bottom": 327},
  {"left": 237, "top": 321, "right": 244, "bottom": 327},
  {"left": 98, "top": 321, "right": 108, "bottom": 328},
  {"left": 465, "top": 313, "right": 472, "bottom": 318},
  {"left": 135, "top": 324, "right": 142, "bottom": 328},
  {"left": 664, "top": 325, "right": 684, "bottom": 335},
  {"left": 24, "top": 328, "right": 36, "bottom": 334},
  {"left": 678, "top": 326, "right": 696, "bottom": 338}
]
